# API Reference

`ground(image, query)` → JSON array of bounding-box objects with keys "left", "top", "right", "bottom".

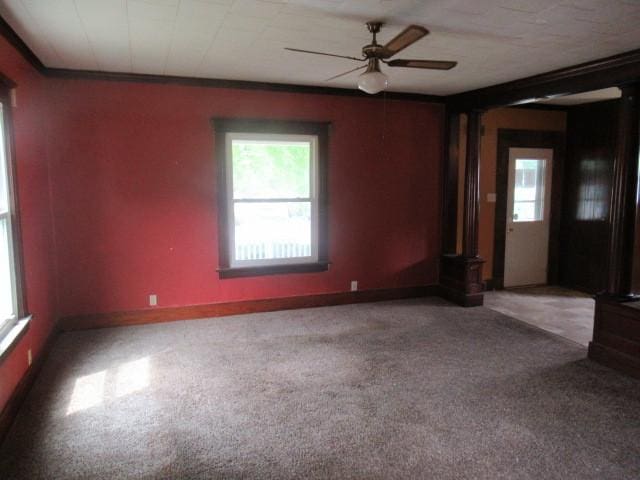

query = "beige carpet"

[{"left": 1, "top": 297, "right": 639, "bottom": 479}]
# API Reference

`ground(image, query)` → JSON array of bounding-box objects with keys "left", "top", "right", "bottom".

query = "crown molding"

[
  {"left": 44, "top": 67, "right": 444, "bottom": 103},
  {"left": 2, "top": 13, "right": 640, "bottom": 109},
  {"left": 0, "top": 15, "right": 443, "bottom": 103}
]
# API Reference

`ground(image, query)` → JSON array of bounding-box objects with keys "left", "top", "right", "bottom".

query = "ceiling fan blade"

[
  {"left": 284, "top": 47, "right": 364, "bottom": 62},
  {"left": 381, "top": 25, "right": 429, "bottom": 58},
  {"left": 387, "top": 59, "right": 457, "bottom": 70},
  {"left": 325, "top": 64, "right": 367, "bottom": 82}
]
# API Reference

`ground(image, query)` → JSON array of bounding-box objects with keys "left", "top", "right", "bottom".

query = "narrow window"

[
  {"left": 213, "top": 119, "right": 329, "bottom": 278},
  {"left": 0, "top": 81, "right": 28, "bottom": 355}
]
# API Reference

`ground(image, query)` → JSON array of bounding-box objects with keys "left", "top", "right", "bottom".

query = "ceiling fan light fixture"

[{"left": 358, "top": 59, "right": 388, "bottom": 94}]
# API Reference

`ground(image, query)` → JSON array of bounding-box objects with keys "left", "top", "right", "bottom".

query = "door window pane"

[
  {"left": 513, "top": 158, "right": 545, "bottom": 222},
  {"left": 234, "top": 202, "right": 311, "bottom": 261}
]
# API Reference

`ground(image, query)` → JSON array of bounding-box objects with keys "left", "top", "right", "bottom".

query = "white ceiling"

[{"left": 1, "top": 0, "right": 640, "bottom": 95}]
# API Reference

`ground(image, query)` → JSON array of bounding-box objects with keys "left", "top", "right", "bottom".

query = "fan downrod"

[{"left": 363, "top": 21, "right": 385, "bottom": 58}]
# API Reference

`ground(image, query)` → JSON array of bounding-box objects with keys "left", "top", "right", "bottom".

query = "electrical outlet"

[
  {"left": 27, "top": 349, "right": 32, "bottom": 366},
  {"left": 350, "top": 280, "right": 358, "bottom": 292},
  {"left": 149, "top": 294, "right": 158, "bottom": 306}
]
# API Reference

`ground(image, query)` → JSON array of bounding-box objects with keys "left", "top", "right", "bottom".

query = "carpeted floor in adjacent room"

[{"left": 1, "top": 297, "right": 639, "bottom": 479}]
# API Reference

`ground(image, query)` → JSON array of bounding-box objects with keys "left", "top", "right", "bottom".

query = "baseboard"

[
  {"left": 60, "top": 285, "right": 441, "bottom": 331},
  {"left": 484, "top": 278, "right": 497, "bottom": 291},
  {"left": 0, "top": 328, "right": 58, "bottom": 444}
]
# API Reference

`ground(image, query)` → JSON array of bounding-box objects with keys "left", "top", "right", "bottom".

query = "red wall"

[
  {"left": 0, "top": 34, "right": 444, "bottom": 415},
  {"left": 0, "top": 38, "right": 58, "bottom": 411},
  {"left": 46, "top": 80, "right": 444, "bottom": 316}
]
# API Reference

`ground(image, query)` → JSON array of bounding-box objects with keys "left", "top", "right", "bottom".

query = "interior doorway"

[{"left": 504, "top": 147, "right": 553, "bottom": 287}]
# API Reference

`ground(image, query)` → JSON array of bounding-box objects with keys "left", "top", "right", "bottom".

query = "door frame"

[{"left": 493, "top": 129, "right": 566, "bottom": 289}]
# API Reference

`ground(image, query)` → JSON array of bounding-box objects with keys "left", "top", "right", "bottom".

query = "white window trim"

[{"left": 224, "top": 132, "right": 319, "bottom": 268}]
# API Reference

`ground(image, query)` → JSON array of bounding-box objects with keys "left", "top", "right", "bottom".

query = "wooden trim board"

[{"left": 60, "top": 285, "right": 441, "bottom": 331}]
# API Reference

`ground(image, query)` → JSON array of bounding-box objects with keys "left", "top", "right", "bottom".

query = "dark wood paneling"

[
  {"left": 588, "top": 296, "right": 640, "bottom": 379},
  {"left": 560, "top": 101, "right": 618, "bottom": 294},
  {"left": 0, "top": 328, "right": 58, "bottom": 443},
  {"left": 442, "top": 111, "right": 460, "bottom": 254},
  {"left": 59, "top": 285, "right": 440, "bottom": 331},
  {"left": 493, "top": 129, "right": 566, "bottom": 289},
  {"left": 449, "top": 48, "right": 640, "bottom": 111}
]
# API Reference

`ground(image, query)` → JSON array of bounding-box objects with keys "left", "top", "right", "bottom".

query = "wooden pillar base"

[
  {"left": 440, "top": 254, "right": 485, "bottom": 307},
  {"left": 588, "top": 295, "right": 640, "bottom": 379}
]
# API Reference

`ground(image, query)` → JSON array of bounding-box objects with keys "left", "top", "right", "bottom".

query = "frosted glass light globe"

[{"left": 358, "top": 70, "right": 388, "bottom": 94}]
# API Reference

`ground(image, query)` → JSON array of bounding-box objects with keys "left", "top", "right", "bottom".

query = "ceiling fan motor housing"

[{"left": 362, "top": 44, "right": 385, "bottom": 58}]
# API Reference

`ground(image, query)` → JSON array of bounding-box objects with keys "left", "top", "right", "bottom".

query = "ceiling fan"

[{"left": 285, "top": 22, "right": 457, "bottom": 94}]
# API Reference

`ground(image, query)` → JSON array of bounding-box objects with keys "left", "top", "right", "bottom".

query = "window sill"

[
  {"left": 0, "top": 315, "right": 31, "bottom": 363},
  {"left": 218, "top": 262, "right": 330, "bottom": 279}
]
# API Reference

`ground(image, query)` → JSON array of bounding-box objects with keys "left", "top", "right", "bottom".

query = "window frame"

[
  {"left": 212, "top": 118, "right": 330, "bottom": 279},
  {"left": 0, "top": 75, "right": 29, "bottom": 361}
]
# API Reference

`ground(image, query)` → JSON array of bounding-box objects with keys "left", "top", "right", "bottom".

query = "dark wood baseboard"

[
  {"left": 588, "top": 296, "right": 640, "bottom": 379},
  {"left": 483, "top": 278, "right": 497, "bottom": 291},
  {"left": 60, "top": 285, "right": 440, "bottom": 331},
  {"left": 0, "top": 328, "right": 58, "bottom": 444}
]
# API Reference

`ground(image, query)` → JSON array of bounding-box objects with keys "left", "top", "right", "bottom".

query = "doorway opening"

[{"left": 492, "top": 129, "right": 565, "bottom": 289}]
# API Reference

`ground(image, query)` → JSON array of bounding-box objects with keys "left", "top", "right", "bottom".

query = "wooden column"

[
  {"left": 606, "top": 84, "right": 640, "bottom": 297},
  {"left": 463, "top": 110, "right": 482, "bottom": 258},
  {"left": 589, "top": 84, "right": 640, "bottom": 378},
  {"left": 442, "top": 110, "right": 460, "bottom": 255},
  {"left": 440, "top": 111, "right": 485, "bottom": 307}
]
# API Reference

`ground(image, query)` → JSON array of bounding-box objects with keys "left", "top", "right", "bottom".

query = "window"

[
  {"left": 0, "top": 82, "right": 28, "bottom": 355},
  {"left": 213, "top": 119, "right": 329, "bottom": 278},
  {"left": 513, "top": 158, "right": 546, "bottom": 222},
  {"left": 576, "top": 158, "right": 610, "bottom": 221}
]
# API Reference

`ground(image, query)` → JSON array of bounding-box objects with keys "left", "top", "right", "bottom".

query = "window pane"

[
  {"left": 0, "top": 218, "right": 14, "bottom": 320},
  {"left": 234, "top": 202, "right": 311, "bottom": 261},
  {"left": 232, "top": 140, "right": 310, "bottom": 199},
  {"left": 0, "top": 104, "right": 7, "bottom": 214},
  {"left": 513, "top": 158, "right": 545, "bottom": 222},
  {"left": 576, "top": 159, "right": 609, "bottom": 221}
]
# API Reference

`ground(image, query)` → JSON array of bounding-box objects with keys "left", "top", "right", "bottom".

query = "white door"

[{"left": 504, "top": 147, "right": 553, "bottom": 287}]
